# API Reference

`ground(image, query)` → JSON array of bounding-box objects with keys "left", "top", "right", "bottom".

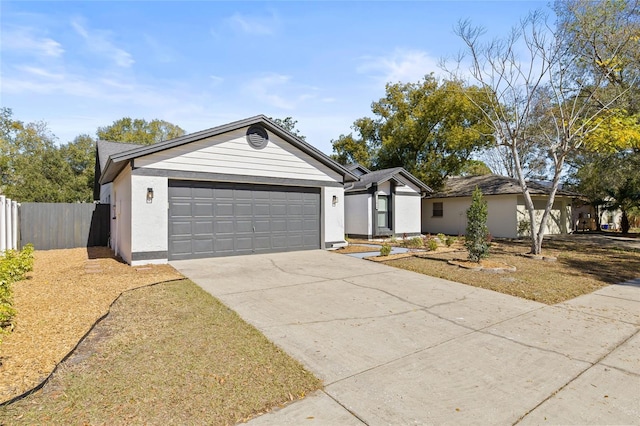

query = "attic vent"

[{"left": 246, "top": 125, "right": 269, "bottom": 149}]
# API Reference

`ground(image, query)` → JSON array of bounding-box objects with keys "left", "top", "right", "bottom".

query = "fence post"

[
  {"left": 5, "top": 197, "right": 12, "bottom": 251},
  {"left": 0, "top": 195, "right": 5, "bottom": 252},
  {"left": 12, "top": 201, "right": 18, "bottom": 250}
]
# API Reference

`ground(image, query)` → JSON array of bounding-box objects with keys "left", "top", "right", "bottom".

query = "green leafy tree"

[
  {"left": 268, "top": 116, "right": 306, "bottom": 140},
  {"left": 465, "top": 187, "right": 490, "bottom": 262},
  {"left": 97, "top": 117, "right": 186, "bottom": 145},
  {"left": 59, "top": 134, "right": 97, "bottom": 202},
  {"left": 331, "top": 75, "right": 494, "bottom": 190},
  {"left": 460, "top": 159, "right": 492, "bottom": 176},
  {"left": 0, "top": 108, "right": 76, "bottom": 202}
]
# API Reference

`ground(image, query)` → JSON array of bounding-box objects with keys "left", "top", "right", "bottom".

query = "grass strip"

[{"left": 0, "top": 279, "right": 321, "bottom": 425}]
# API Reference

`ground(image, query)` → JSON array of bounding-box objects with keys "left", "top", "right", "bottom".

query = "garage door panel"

[
  {"left": 288, "top": 219, "right": 303, "bottom": 231},
  {"left": 171, "top": 221, "right": 192, "bottom": 236},
  {"left": 271, "top": 219, "right": 287, "bottom": 232},
  {"left": 192, "top": 187, "right": 213, "bottom": 199},
  {"left": 271, "top": 204, "right": 287, "bottom": 215},
  {"left": 235, "top": 237, "right": 253, "bottom": 250},
  {"left": 193, "top": 203, "right": 213, "bottom": 217},
  {"left": 216, "top": 220, "right": 235, "bottom": 234},
  {"left": 254, "top": 219, "right": 271, "bottom": 232},
  {"left": 216, "top": 203, "right": 234, "bottom": 216},
  {"left": 169, "top": 181, "right": 320, "bottom": 259},
  {"left": 193, "top": 221, "right": 213, "bottom": 235},
  {"left": 235, "top": 203, "right": 253, "bottom": 217},
  {"left": 193, "top": 239, "right": 214, "bottom": 254},
  {"left": 288, "top": 205, "right": 303, "bottom": 215},
  {"left": 171, "top": 202, "right": 192, "bottom": 217},
  {"left": 214, "top": 238, "right": 234, "bottom": 252}
]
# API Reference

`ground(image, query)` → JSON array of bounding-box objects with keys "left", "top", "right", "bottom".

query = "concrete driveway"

[{"left": 172, "top": 250, "right": 640, "bottom": 425}]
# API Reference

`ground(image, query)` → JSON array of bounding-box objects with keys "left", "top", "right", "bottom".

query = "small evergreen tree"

[{"left": 465, "top": 186, "right": 490, "bottom": 262}]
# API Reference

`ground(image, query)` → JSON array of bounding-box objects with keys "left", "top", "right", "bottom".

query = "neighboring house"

[
  {"left": 421, "top": 175, "right": 576, "bottom": 238},
  {"left": 344, "top": 164, "right": 432, "bottom": 239},
  {"left": 94, "top": 115, "right": 357, "bottom": 265}
]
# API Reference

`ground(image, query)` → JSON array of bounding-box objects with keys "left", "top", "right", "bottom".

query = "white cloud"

[
  {"left": 1, "top": 26, "right": 64, "bottom": 58},
  {"left": 71, "top": 18, "right": 134, "bottom": 68},
  {"left": 357, "top": 48, "right": 441, "bottom": 84},
  {"left": 226, "top": 12, "right": 278, "bottom": 35},
  {"left": 242, "top": 73, "right": 322, "bottom": 111}
]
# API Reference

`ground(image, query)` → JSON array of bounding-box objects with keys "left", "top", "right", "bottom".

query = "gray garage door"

[{"left": 168, "top": 181, "right": 320, "bottom": 260}]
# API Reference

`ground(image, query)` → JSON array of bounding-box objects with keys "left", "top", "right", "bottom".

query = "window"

[
  {"left": 433, "top": 202, "right": 443, "bottom": 217},
  {"left": 377, "top": 195, "right": 389, "bottom": 229}
]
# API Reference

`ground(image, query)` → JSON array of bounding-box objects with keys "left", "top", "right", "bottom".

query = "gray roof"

[
  {"left": 429, "top": 175, "right": 578, "bottom": 198},
  {"left": 97, "top": 115, "right": 358, "bottom": 185},
  {"left": 346, "top": 167, "right": 432, "bottom": 194},
  {"left": 96, "top": 140, "right": 141, "bottom": 173}
]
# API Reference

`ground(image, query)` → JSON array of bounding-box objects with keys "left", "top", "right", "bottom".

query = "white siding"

[
  {"left": 112, "top": 167, "right": 132, "bottom": 264},
  {"left": 345, "top": 193, "right": 371, "bottom": 236},
  {"left": 323, "top": 187, "right": 346, "bottom": 245},
  {"left": 131, "top": 175, "right": 168, "bottom": 265},
  {"left": 135, "top": 128, "right": 341, "bottom": 183}
]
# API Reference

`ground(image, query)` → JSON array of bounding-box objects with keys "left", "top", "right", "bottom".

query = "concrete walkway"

[{"left": 172, "top": 251, "right": 640, "bottom": 425}]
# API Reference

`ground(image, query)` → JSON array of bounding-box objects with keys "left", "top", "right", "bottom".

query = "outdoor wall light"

[
  {"left": 146, "top": 188, "right": 154, "bottom": 203},
  {"left": 332, "top": 195, "right": 338, "bottom": 206}
]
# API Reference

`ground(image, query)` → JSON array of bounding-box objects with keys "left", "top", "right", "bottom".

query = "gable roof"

[
  {"left": 345, "top": 163, "right": 372, "bottom": 177},
  {"left": 346, "top": 167, "right": 432, "bottom": 194},
  {"left": 429, "top": 174, "right": 578, "bottom": 198},
  {"left": 93, "top": 140, "right": 142, "bottom": 200},
  {"left": 97, "top": 115, "right": 358, "bottom": 185}
]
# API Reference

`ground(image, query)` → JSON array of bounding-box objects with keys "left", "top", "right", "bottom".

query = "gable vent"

[{"left": 246, "top": 125, "right": 269, "bottom": 149}]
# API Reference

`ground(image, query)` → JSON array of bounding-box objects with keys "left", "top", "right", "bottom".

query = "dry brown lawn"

[
  {"left": 0, "top": 280, "right": 321, "bottom": 425},
  {"left": 383, "top": 239, "right": 640, "bottom": 304},
  {"left": 0, "top": 247, "right": 182, "bottom": 403}
]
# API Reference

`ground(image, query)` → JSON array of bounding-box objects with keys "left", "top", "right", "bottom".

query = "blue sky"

[{"left": 1, "top": 1, "right": 547, "bottom": 155}]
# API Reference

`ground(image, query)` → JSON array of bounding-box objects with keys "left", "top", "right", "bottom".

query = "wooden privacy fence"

[
  {"left": 0, "top": 195, "right": 19, "bottom": 251},
  {"left": 19, "top": 203, "right": 110, "bottom": 250}
]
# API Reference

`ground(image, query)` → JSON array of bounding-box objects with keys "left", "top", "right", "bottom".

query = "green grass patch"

[{"left": 0, "top": 279, "right": 321, "bottom": 425}]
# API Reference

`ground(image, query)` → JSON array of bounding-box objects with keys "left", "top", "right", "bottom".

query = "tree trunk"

[{"left": 620, "top": 210, "right": 630, "bottom": 234}]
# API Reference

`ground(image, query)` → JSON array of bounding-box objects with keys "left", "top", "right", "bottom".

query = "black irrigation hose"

[{"left": 0, "top": 278, "right": 189, "bottom": 407}]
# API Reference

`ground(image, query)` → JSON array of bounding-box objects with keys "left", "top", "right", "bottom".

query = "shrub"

[
  {"left": 379, "top": 243, "right": 392, "bottom": 256},
  {"left": 0, "top": 244, "right": 35, "bottom": 331},
  {"left": 436, "top": 233, "right": 446, "bottom": 242},
  {"left": 465, "top": 187, "right": 490, "bottom": 262},
  {"left": 407, "top": 236, "right": 423, "bottom": 249},
  {"left": 445, "top": 236, "right": 456, "bottom": 247},
  {"left": 426, "top": 238, "right": 438, "bottom": 251}
]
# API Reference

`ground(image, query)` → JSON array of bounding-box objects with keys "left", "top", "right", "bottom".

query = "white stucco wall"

[
  {"left": 130, "top": 175, "right": 169, "bottom": 265},
  {"left": 112, "top": 167, "right": 132, "bottom": 264},
  {"left": 516, "top": 196, "right": 571, "bottom": 236},
  {"left": 345, "top": 193, "right": 371, "bottom": 236},
  {"left": 135, "top": 127, "right": 341, "bottom": 183},
  {"left": 394, "top": 194, "right": 422, "bottom": 235},
  {"left": 422, "top": 195, "right": 519, "bottom": 238},
  {"left": 322, "top": 186, "right": 346, "bottom": 245}
]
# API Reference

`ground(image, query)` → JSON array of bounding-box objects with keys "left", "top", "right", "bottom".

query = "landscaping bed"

[
  {"left": 338, "top": 237, "right": 639, "bottom": 305},
  {"left": 0, "top": 247, "right": 183, "bottom": 403}
]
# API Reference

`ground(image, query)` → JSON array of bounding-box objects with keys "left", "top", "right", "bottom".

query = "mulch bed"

[{"left": 0, "top": 247, "right": 183, "bottom": 403}]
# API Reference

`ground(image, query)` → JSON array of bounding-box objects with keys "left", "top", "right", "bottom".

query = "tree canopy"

[
  {"left": 96, "top": 117, "right": 186, "bottom": 145},
  {"left": 268, "top": 116, "right": 306, "bottom": 140},
  {"left": 0, "top": 110, "right": 188, "bottom": 202},
  {"left": 331, "top": 75, "right": 494, "bottom": 190}
]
